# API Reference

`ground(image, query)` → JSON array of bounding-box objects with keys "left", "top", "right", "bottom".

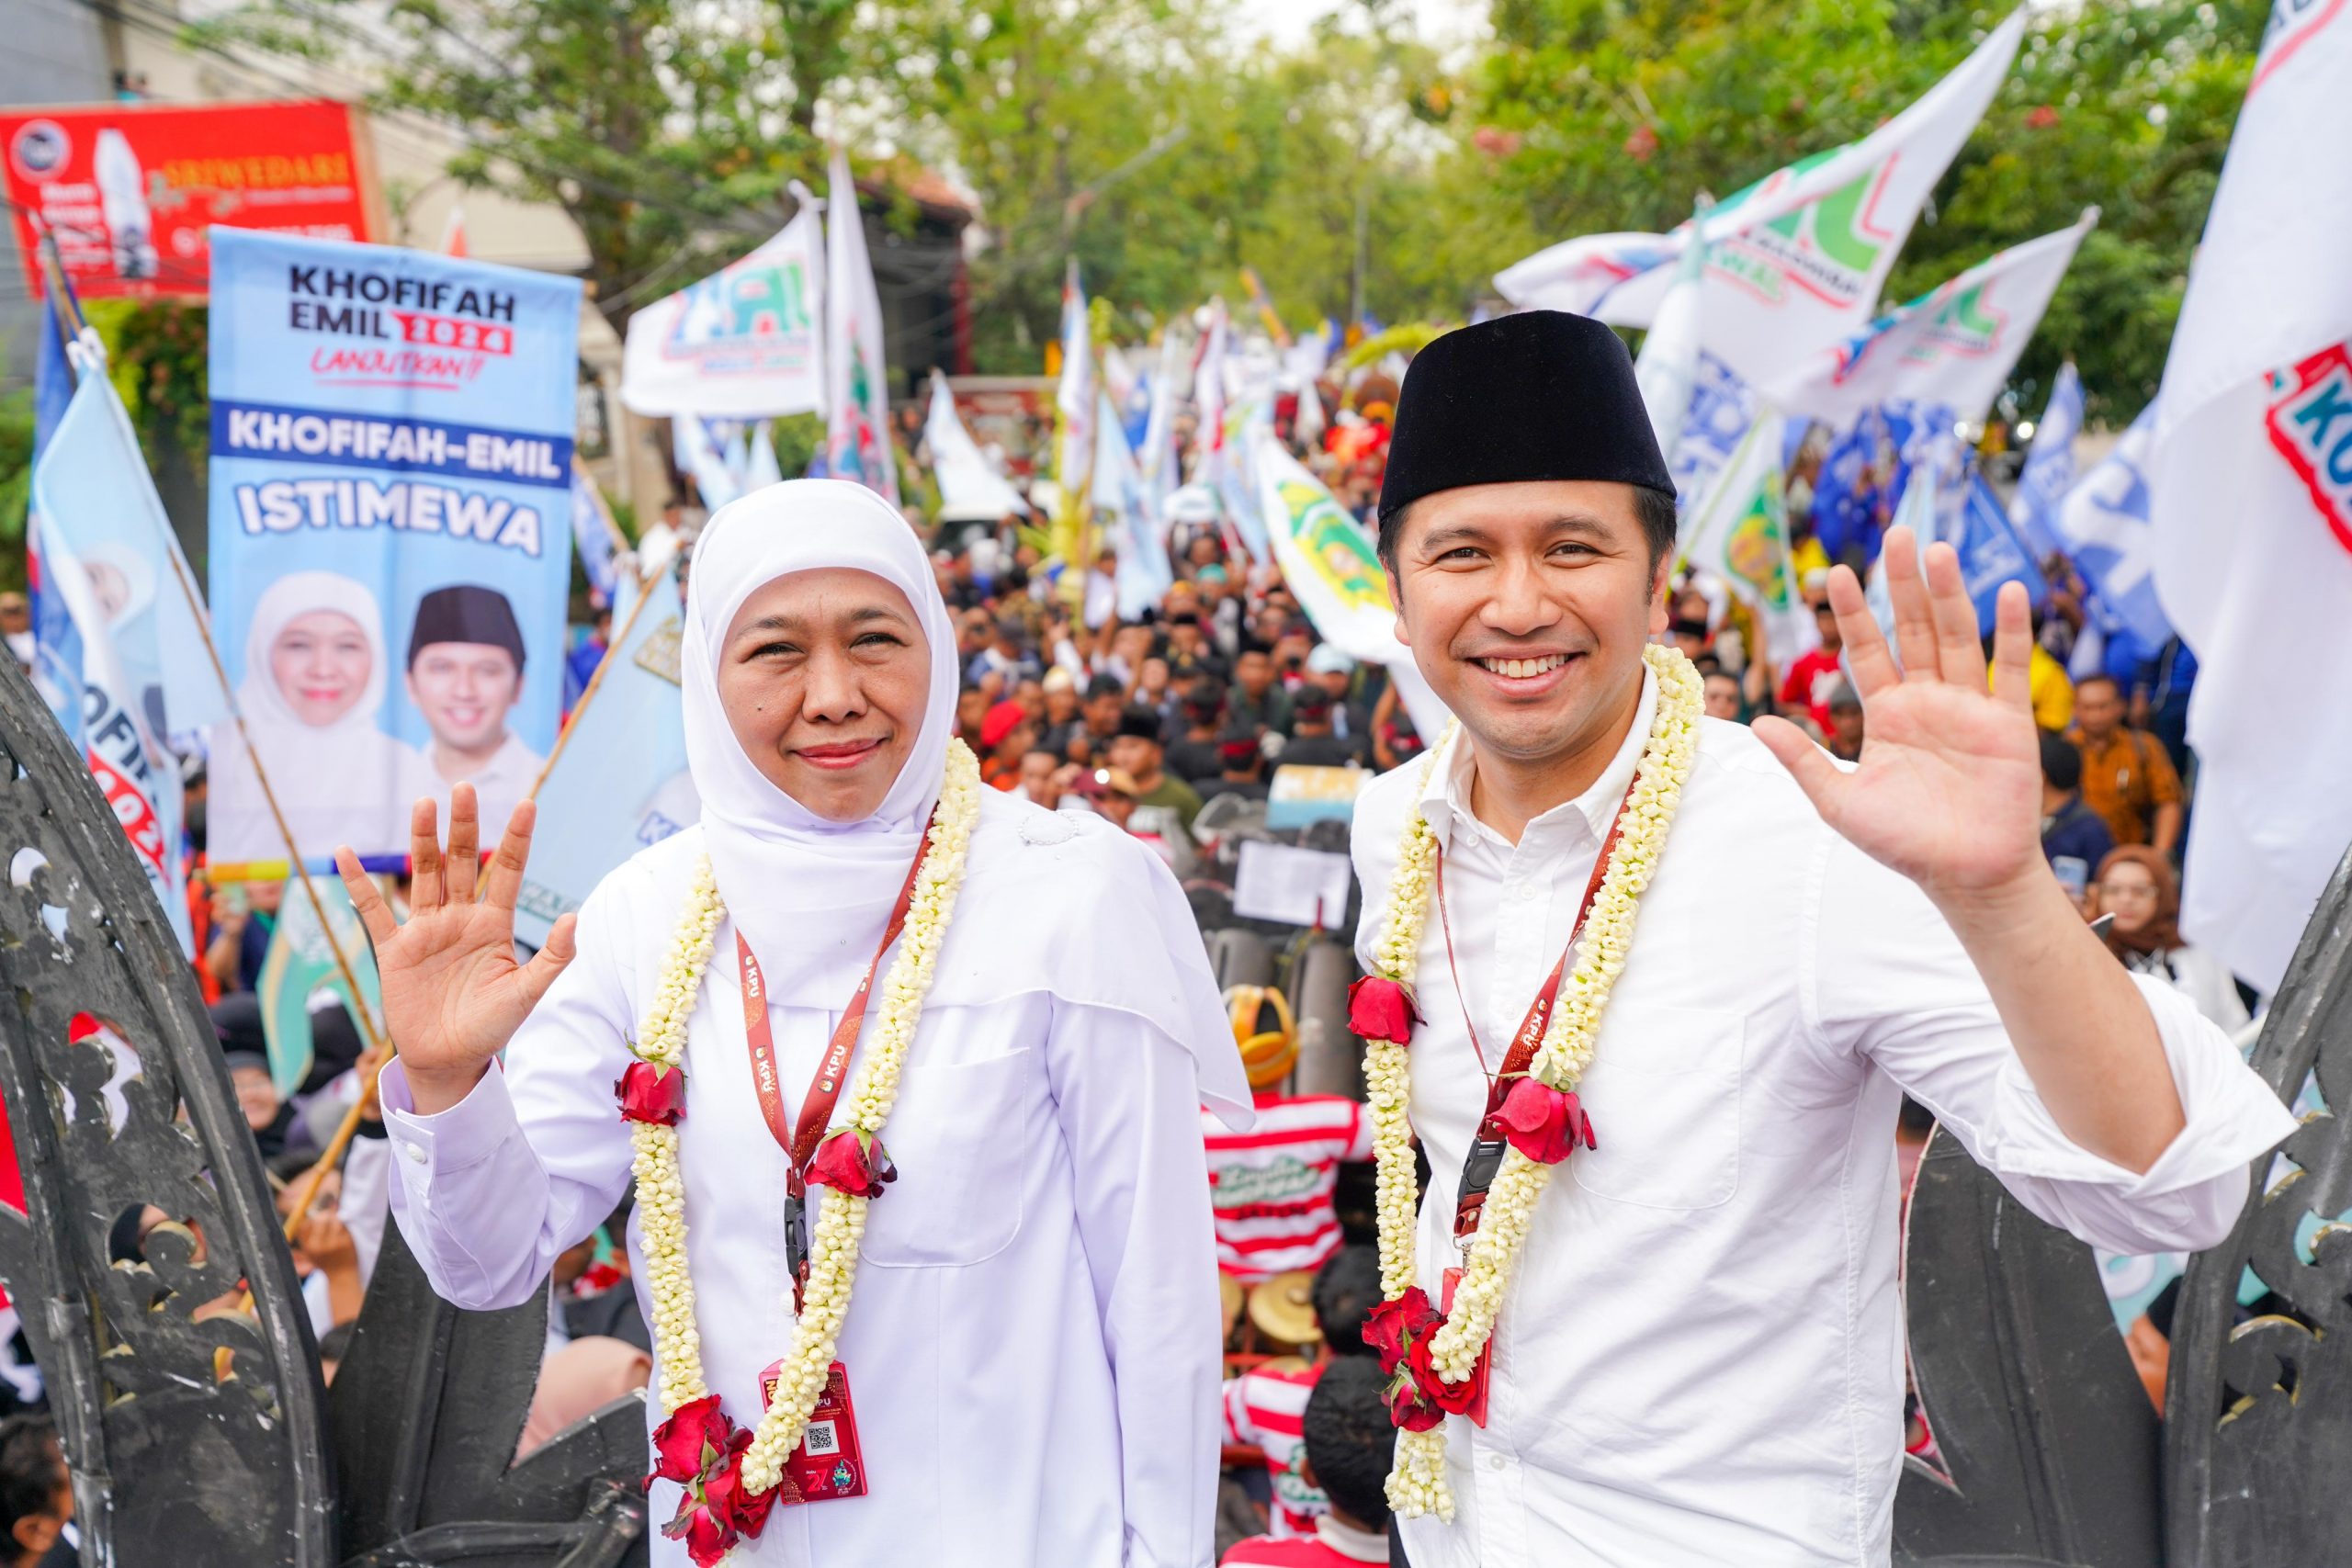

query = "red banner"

[{"left": 1, "top": 98, "right": 379, "bottom": 299}]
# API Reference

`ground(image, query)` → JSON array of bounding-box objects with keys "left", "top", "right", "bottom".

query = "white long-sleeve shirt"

[
  {"left": 1351, "top": 671, "right": 2296, "bottom": 1568},
  {"left": 379, "top": 840, "right": 1225, "bottom": 1568}
]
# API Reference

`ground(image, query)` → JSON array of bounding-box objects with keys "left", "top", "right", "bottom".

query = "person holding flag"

[{"left": 1347, "top": 311, "right": 2291, "bottom": 1567}]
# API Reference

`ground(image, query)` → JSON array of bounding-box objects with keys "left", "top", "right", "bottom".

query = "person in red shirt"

[
  {"left": 1220, "top": 1358, "right": 1394, "bottom": 1566},
  {"left": 1777, "top": 598, "right": 1846, "bottom": 730}
]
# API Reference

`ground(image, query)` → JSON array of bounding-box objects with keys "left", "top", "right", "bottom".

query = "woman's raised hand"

[{"left": 334, "top": 784, "right": 578, "bottom": 1115}]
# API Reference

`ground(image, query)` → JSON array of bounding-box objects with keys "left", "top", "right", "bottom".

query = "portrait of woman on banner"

[{"left": 209, "top": 569, "right": 418, "bottom": 868}]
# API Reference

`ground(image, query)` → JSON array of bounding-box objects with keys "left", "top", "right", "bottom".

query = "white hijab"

[
  {"left": 240, "top": 570, "right": 392, "bottom": 747},
  {"left": 211, "top": 570, "right": 415, "bottom": 863},
  {"left": 674, "top": 478, "right": 1251, "bottom": 1121},
  {"left": 680, "top": 479, "right": 958, "bottom": 997}
]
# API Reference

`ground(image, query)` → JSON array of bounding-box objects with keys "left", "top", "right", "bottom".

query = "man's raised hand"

[
  {"left": 334, "top": 784, "right": 578, "bottom": 1116},
  {"left": 1750, "top": 527, "right": 2045, "bottom": 911}
]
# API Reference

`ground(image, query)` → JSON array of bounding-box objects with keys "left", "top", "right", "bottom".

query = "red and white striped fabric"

[
  {"left": 1221, "top": 1360, "right": 1328, "bottom": 1538},
  {"left": 1203, "top": 1094, "right": 1373, "bottom": 1283}
]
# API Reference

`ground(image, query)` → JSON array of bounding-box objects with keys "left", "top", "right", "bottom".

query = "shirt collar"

[
  {"left": 1314, "top": 1515, "right": 1393, "bottom": 1563},
  {"left": 1417, "top": 660, "right": 1659, "bottom": 854}
]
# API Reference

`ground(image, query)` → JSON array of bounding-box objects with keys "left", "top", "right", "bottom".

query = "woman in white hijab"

[
  {"left": 344, "top": 479, "right": 1250, "bottom": 1568},
  {"left": 210, "top": 570, "right": 419, "bottom": 865}
]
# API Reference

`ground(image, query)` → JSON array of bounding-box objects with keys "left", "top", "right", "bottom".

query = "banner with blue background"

[{"left": 206, "top": 229, "right": 581, "bottom": 874}]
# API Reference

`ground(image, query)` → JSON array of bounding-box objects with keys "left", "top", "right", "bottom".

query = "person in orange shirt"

[{"left": 2068, "top": 674, "right": 2183, "bottom": 855}]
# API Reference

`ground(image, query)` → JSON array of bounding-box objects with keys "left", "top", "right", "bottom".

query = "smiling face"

[
  {"left": 269, "top": 610, "right": 373, "bottom": 727},
  {"left": 1386, "top": 479, "right": 1668, "bottom": 773},
  {"left": 406, "top": 642, "right": 522, "bottom": 757},
  {"left": 718, "top": 568, "right": 931, "bottom": 823}
]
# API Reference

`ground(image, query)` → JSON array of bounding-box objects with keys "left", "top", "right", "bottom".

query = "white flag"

[
  {"left": 1097, "top": 391, "right": 1171, "bottom": 620},
  {"left": 824, "top": 147, "right": 899, "bottom": 504},
  {"left": 1054, "top": 261, "right": 1094, "bottom": 524},
  {"left": 2150, "top": 0, "right": 2352, "bottom": 991},
  {"left": 1498, "top": 10, "right": 2025, "bottom": 388},
  {"left": 623, "top": 210, "right": 826, "bottom": 418},
  {"left": 1137, "top": 331, "right": 1186, "bottom": 519},
  {"left": 1679, "top": 407, "right": 1807, "bottom": 660},
  {"left": 1764, "top": 212, "right": 2095, "bottom": 431},
  {"left": 1634, "top": 237, "right": 1708, "bottom": 469},
  {"left": 925, "top": 372, "right": 1029, "bottom": 523},
  {"left": 673, "top": 414, "right": 775, "bottom": 513}
]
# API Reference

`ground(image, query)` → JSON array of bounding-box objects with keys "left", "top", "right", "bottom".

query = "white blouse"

[{"left": 380, "top": 829, "right": 1226, "bottom": 1567}]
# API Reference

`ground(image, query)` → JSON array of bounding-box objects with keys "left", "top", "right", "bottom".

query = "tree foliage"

[{"left": 207, "top": 0, "right": 2266, "bottom": 413}]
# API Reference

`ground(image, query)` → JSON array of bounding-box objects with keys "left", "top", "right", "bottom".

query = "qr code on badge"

[{"left": 801, "top": 1420, "right": 839, "bottom": 1457}]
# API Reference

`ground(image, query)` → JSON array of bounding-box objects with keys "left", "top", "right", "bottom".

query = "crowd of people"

[{"left": 0, "top": 344, "right": 2256, "bottom": 1566}]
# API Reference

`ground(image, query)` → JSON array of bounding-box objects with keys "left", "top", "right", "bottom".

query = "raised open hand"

[
  {"left": 334, "top": 784, "right": 577, "bottom": 1113},
  {"left": 1751, "top": 528, "right": 2043, "bottom": 907}
]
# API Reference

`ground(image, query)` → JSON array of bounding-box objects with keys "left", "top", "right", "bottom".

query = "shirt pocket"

[
  {"left": 858, "top": 1047, "right": 1039, "bottom": 1269},
  {"left": 1568, "top": 1004, "right": 1746, "bottom": 1211}
]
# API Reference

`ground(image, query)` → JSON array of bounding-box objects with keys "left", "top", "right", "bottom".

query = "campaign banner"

[
  {"left": 514, "top": 563, "right": 691, "bottom": 948},
  {"left": 1254, "top": 435, "right": 1450, "bottom": 745},
  {"left": 1, "top": 100, "right": 377, "bottom": 300},
  {"left": 624, "top": 212, "right": 824, "bottom": 419},
  {"left": 206, "top": 229, "right": 582, "bottom": 874}
]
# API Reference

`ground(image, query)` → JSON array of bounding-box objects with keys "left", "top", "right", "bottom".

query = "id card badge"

[
  {"left": 757, "top": 1359, "right": 869, "bottom": 1503},
  {"left": 1439, "top": 1269, "right": 1493, "bottom": 1429}
]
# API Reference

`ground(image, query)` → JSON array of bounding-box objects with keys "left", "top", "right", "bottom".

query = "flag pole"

[{"left": 35, "top": 234, "right": 392, "bottom": 1234}]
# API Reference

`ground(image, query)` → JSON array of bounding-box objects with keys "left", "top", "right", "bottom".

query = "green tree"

[{"left": 198, "top": 0, "right": 861, "bottom": 329}]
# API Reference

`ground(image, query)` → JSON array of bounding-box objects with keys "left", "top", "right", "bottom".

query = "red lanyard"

[
  {"left": 738, "top": 814, "right": 933, "bottom": 1304},
  {"left": 1434, "top": 780, "right": 1636, "bottom": 1242}
]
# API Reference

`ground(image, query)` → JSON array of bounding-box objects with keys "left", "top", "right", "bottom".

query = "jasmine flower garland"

[
  {"left": 1363, "top": 646, "right": 1702, "bottom": 1522},
  {"left": 623, "top": 739, "right": 983, "bottom": 1543}
]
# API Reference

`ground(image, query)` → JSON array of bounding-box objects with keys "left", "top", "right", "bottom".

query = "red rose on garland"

[
  {"left": 1348, "top": 976, "right": 1422, "bottom": 1045},
  {"left": 703, "top": 1450, "right": 789, "bottom": 1541},
  {"left": 808, "top": 1128, "right": 897, "bottom": 1199},
  {"left": 1364, "top": 1287, "right": 1443, "bottom": 1374},
  {"left": 617, "top": 1060, "right": 689, "bottom": 1126},
  {"left": 647, "top": 1397, "right": 782, "bottom": 1567},
  {"left": 647, "top": 1394, "right": 729, "bottom": 1485},
  {"left": 1495, "top": 1078, "right": 1596, "bottom": 1166},
  {"left": 1385, "top": 1364, "right": 1449, "bottom": 1432}
]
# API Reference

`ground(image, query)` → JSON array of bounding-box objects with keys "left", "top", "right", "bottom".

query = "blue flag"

[
  {"left": 1955, "top": 472, "right": 2049, "bottom": 634},
  {"left": 2009, "top": 365, "right": 2083, "bottom": 565},
  {"left": 28, "top": 298, "right": 83, "bottom": 745},
  {"left": 32, "top": 356, "right": 217, "bottom": 953},
  {"left": 2054, "top": 404, "right": 2170, "bottom": 650},
  {"left": 570, "top": 466, "right": 620, "bottom": 609}
]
